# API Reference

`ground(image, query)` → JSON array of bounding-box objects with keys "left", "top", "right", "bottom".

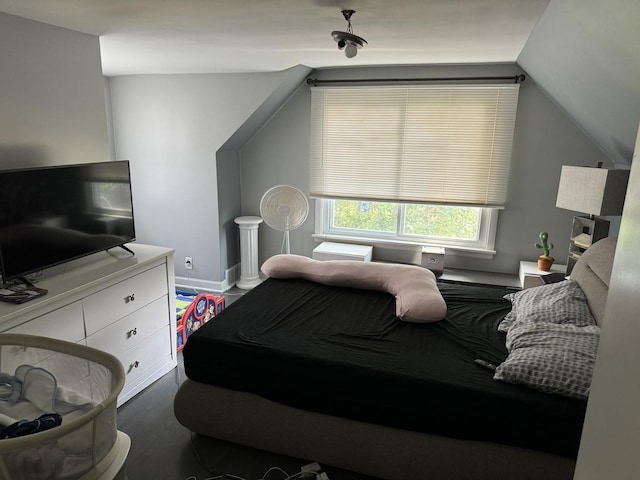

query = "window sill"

[
  {"left": 312, "top": 233, "right": 496, "bottom": 260},
  {"left": 439, "top": 268, "right": 520, "bottom": 289}
]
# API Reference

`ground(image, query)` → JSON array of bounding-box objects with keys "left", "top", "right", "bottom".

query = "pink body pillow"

[{"left": 261, "top": 254, "right": 447, "bottom": 323}]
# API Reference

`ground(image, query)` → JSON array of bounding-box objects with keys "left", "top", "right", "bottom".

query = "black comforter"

[{"left": 183, "top": 277, "right": 587, "bottom": 458}]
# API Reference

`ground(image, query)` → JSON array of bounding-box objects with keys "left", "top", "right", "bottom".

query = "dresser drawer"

[
  {"left": 85, "top": 296, "right": 170, "bottom": 357},
  {"left": 2, "top": 301, "right": 85, "bottom": 343},
  {"left": 119, "top": 327, "right": 172, "bottom": 388},
  {"left": 83, "top": 264, "right": 168, "bottom": 336}
]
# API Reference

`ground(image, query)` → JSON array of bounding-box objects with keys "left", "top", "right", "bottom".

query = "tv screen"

[{"left": 0, "top": 161, "right": 136, "bottom": 282}]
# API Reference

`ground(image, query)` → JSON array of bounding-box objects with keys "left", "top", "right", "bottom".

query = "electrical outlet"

[{"left": 185, "top": 257, "right": 193, "bottom": 270}]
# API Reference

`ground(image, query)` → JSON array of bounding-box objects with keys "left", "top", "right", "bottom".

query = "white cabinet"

[
  {"left": 0, "top": 244, "right": 176, "bottom": 406},
  {"left": 5, "top": 301, "right": 85, "bottom": 343},
  {"left": 83, "top": 264, "right": 169, "bottom": 335},
  {"left": 86, "top": 297, "right": 169, "bottom": 357},
  {"left": 118, "top": 328, "right": 172, "bottom": 394},
  {"left": 86, "top": 296, "right": 172, "bottom": 400}
]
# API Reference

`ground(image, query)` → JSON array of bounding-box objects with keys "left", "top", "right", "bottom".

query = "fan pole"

[
  {"left": 283, "top": 230, "right": 290, "bottom": 255},
  {"left": 282, "top": 216, "right": 291, "bottom": 254},
  {"left": 234, "top": 216, "right": 263, "bottom": 289}
]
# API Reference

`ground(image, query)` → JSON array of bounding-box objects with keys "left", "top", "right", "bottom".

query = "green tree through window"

[{"left": 332, "top": 200, "right": 480, "bottom": 241}]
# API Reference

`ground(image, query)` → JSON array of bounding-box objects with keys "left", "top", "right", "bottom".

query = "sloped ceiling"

[
  {"left": 1, "top": 0, "right": 638, "bottom": 165},
  {"left": 0, "top": 0, "right": 549, "bottom": 74},
  {"left": 518, "top": 0, "right": 640, "bottom": 167}
]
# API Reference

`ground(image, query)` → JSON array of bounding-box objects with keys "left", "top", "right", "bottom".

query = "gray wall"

[
  {"left": 239, "top": 81, "right": 314, "bottom": 262},
  {"left": 216, "top": 149, "right": 241, "bottom": 281},
  {"left": 0, "top": 13, "right": 109, "bottom": 168},
  {"left": 518, "top": 0, "right": 640, "bottom": 168},
  {"left": 108, "top": 72, "right": 293, "bottom": 290},
  {"left": 240, "top": 64, "right": 615, "bottom": 275}
]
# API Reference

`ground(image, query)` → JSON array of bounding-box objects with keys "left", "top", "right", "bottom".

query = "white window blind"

[{"left": 310, "top": 84, "right": 520, "bottom": 207}]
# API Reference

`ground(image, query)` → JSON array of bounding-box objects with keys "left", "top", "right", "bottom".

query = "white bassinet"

[{"left": 0, "top": 334, "right": 129, "bottom": 480}]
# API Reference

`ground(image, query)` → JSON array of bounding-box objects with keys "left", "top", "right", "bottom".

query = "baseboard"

[
  {"left": 175, "top": 276, "right": 225, "bottom": 293},
  {"left": 175, "top": 263, "right": 241, "bottom": 293},
  {"left": 225, "top": 263, "right": 241, "bottom": 289}
]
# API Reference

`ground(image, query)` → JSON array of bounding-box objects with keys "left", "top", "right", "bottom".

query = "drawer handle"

[
  {"left": 125, "top": 293, "right": 135, "bottom": 303},
  {"left": 127, "top": 328, "right": 137, "bottom": 338},
  {"left": 128, "top": 360, "right": 140, "bottom": 373}
]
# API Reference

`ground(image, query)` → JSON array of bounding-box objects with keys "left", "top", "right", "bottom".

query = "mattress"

[{"left": 183, "top": 277, "right": 587, "bottom": 458}]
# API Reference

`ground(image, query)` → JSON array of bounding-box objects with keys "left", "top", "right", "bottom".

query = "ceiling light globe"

[{"left": 345, "top": 43, "right": 358, "bottom": 58}]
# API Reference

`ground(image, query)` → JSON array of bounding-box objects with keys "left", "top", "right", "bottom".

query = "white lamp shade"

[{"left": 556, "top": 166, "right": 630, "bottom": 216}]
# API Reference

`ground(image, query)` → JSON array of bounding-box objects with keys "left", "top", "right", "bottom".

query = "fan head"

[{"left": 260, "top": 185, "right": 309, "bottom": 231}]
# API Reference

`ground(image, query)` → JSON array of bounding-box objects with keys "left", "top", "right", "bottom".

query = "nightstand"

[{"left": 519, "top": 261, "right": 567, "bottom": 289}]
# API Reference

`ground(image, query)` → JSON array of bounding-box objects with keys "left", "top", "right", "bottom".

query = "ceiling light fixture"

[{"left": 331, "top": 10, "right": 367, "bottom": 58}]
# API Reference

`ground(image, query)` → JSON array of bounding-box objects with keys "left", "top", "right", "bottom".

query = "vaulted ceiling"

[
  {"left": 0, "top": 0, "right": 550, "bottom": 74},
  {"left": 1, "top": 0, "right": 638, "bottom": 166}
]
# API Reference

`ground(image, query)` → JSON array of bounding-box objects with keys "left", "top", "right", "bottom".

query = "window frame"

[{"left": 314, "top": 199, "right": 500, "bottom": 257}]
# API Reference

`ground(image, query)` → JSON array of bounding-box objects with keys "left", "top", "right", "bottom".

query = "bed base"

[{"left": 174, "top": 379, "right": 575, "bottom": 480}]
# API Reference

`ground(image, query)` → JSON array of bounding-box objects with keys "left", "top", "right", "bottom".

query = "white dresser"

[{"left": 0, "top": 243, "right": 177, "bottom": 406}]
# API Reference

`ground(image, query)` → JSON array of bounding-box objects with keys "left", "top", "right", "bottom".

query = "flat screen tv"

[{"left": 0, "top": 161, "right": 136, "bottom": 283}]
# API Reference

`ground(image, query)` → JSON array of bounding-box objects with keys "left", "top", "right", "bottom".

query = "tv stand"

[
  {"left": 19, "top": 276, "right": 34, "bottom": 287},
  {"left": 117, "top": 244, "right": 135, "bottom": 255},
  {"left": 0, "top": 243, "right": 177, "bottom": 406}
]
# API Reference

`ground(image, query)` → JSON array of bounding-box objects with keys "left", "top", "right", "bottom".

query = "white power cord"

[{"left": 185, "top": 462, "right": 329, "bottom": 480}]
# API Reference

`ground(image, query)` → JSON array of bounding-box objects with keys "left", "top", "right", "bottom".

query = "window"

[
  {"left": 318, "top": 199, "right": 498, "bottom": 252},
  {"left": 310, "top": 83, "right": 519, "bottom": 253}
]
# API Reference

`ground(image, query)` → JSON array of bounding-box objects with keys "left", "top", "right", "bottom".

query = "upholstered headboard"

[{"left": 570, "top": 236, "right": 617, "bottom": 326}]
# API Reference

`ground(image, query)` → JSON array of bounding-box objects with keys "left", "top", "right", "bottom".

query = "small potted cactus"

[{"left": 535, "top": 231, "right": 555, "bottom": 271}]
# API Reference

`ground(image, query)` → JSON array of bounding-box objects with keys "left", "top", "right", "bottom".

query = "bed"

[{"left": 174, "top": 237, "right": 616, "bottom": 480}]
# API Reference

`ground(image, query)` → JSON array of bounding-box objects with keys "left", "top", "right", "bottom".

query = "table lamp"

[{"left": 555, "top": 164, "right": 629, "bottom": 274}]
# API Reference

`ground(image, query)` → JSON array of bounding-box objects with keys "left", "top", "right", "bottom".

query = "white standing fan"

[{"left": 260, "top": 185, "right": 309, "bottom": 254}]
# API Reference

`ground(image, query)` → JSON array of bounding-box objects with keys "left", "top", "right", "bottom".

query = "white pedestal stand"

[{"left": 234, "top": 216, "right": 263, "bottom": 290}]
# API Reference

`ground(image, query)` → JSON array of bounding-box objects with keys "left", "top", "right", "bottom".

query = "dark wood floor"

[{"left": 117, "top": 352, "right": 213, "bottom": 479}]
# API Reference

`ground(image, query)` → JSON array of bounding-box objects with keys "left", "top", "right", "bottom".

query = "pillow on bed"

[
  {"left": 494, "top": 319, "right": 600, "bottom": 400},
  {"left": 498, "top": 280, "right": 597, "bottom": 333},
  {"left": 261, "top": 254, "right": 447, "bottom": 323}
]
